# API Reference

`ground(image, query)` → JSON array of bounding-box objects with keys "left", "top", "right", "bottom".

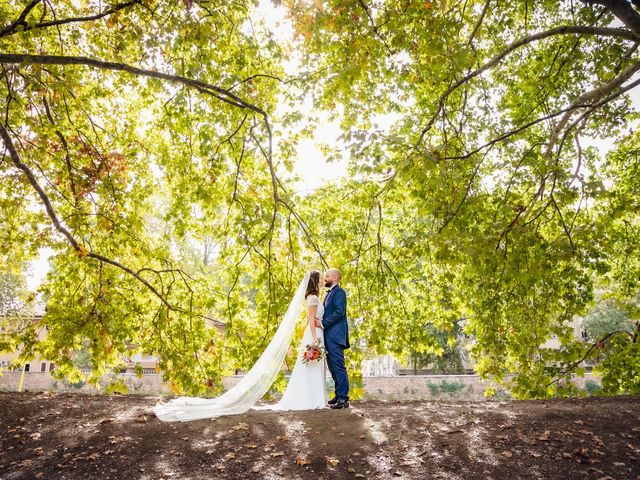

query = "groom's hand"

[{"left": 314, "top": 318, "right": 322, "bottom": 328}]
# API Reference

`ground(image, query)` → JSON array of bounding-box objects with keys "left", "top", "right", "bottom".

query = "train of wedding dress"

[{"left": 153, "top": 272, "right": 310, "bottom": 422}]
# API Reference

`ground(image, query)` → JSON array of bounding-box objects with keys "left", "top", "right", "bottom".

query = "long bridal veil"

[{"left": 153, "top": 272, "right": 310, "bottom": 422}]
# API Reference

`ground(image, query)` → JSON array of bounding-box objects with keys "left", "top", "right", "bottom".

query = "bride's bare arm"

[{"left": 307, "top": 304, "right": 318, "bottom": 343}]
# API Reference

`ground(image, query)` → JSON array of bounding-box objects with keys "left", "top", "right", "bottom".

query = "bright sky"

[{"left": 254, "top": 0, "right": 350, "bottom": 192}]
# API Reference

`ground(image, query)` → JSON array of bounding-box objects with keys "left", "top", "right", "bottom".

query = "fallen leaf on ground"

[
  {"left": 500, "top": 450, "right": 513, "bottom": 457},
  {"left": 232, "top": 422, "right": 249, "bottom": 430},
  {"left": 295, "top": 456, "right": 311, "bottom": 466},
  {"left": 271, "top": 451, "right": 284, "bottom": 457},
  {"left": 243, "top": 442, "right": 257, "bottom": 449},
  {"left": 575, "top": 447, "right": 589, "bottom": 457},
  {"left": 537, "top": 430, "right": 551, "bottom": 441},
  {"left": 325, "top": 456, "right": 340, "bottom": 466}
]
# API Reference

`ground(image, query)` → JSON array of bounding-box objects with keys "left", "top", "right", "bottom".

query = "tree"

[
  {"left": 0, "top": 0, "right": 305, "bottom": 394},
  {"left": 284, "top": 0, "right": 640, "bottom": 397},
  {"left": 1, "top": 0, "right": 640, "bottom": 398},
  {"left": 0, "top": 271, "right": 32, "bottom": 316},
  {"left": 0, "top": 269, "right": 35, "bottom": 360},
  {"left": 583, "top": 298, "right": 636, "bottom": 341},
  {"left": 408, "top": 323, "right": 465, "bottom": 375}
]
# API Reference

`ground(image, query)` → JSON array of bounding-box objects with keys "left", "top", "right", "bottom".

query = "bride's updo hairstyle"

[{"left": 305, "top": 270, "right": 320, "bottom": 299}]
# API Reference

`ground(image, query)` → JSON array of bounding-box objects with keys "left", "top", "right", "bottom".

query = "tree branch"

[
  {"left": 467, "top": 0, "right": 491, "bottom": 45},
  {"left": 546, "top": 60, "right": 640, "bottom": 159},
  {"left": 0, "top": 0, "right": 41, "bottom": 38},
  {"left": 358, "top": 0, "right": 395, "bottom": 55},
  {"left": 0, "top": 53, "right": 263, "bottom": 114},
  {"left": 416, "top": 25, "right": 639, "bottom": 146},
  {"left": 0, "top": 121, "right": 179, "bottom": 312},
  {"left": 0, "top": 0, "right": 140, "bottom": 38},
  {"left": 580, "top": 0, "right": 640, "bottom": 38},
  {"left": 0, "top": 52, "right": 281, "bottom": 225},
  {"left": 545, "top": 329, "right": 633, "bottom": 387}
]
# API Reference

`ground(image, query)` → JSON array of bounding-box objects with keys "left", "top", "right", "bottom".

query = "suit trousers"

[{"left": 325, "top": 339, "right": 349, "bottom": 400}]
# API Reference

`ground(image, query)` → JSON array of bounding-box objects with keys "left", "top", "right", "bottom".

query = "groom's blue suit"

[{"left": 322, "top": 284, "right": 350, "bottom": 400}]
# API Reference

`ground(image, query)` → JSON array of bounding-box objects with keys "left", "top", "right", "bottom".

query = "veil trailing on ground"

[{"left": 153, "top": 272, "right": 310, "bottom": 422}]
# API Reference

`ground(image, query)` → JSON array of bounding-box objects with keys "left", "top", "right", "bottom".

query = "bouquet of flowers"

[{"left": 302, "top": 339, "right": 326, "bottom": 364}]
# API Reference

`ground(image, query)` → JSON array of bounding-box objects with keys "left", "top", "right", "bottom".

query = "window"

[
  {"left": 41, "top": 363, "right": 46, "bottom": 372},
  {"left": 49, "top": 363, "right": 55, "bottom": 372},
  {"left": 25, "top": 364, "right": 30, "bottom": 372}
]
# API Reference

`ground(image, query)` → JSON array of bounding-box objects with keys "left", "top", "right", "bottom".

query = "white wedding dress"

[
  {"left": 153, "top": 273, "right": 327, "bottom": 422},
  {"left": 260, "top": 294, "right": 327, "bottom": 411}
]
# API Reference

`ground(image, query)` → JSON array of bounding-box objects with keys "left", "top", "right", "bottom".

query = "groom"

[{"left": 317, "top": 268, "right": 350, "bottom": 409}]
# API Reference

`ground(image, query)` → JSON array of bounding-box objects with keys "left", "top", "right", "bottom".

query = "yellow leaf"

[{"left": 325, "top": 456, "right": 340, "bottom": 466}]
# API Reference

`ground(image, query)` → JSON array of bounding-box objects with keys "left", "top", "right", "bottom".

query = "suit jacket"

[{"left": 322, "top": 285, "right": 350, "bottom": 349}]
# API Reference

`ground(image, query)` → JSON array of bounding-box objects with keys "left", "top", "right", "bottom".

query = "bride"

[
  {"left": 262, "top": 269, "right": 327, "bottom": 411},
  {"left": 154, "top": 270, "right": 327, "bottom": 421}
]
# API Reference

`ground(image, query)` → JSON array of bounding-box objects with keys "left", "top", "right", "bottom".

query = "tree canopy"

[{"left": 1, "top": 0, "right": 639, "bottom": 398}]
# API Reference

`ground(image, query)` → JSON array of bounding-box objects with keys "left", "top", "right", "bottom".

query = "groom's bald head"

[{"left": 325, "top": 268, "right": 342, "bottom": 287}]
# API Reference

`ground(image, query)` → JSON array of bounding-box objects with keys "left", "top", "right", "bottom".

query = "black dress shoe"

[
  {"left": 328, "top": 396, "right": 338, "bottom": 405},
  {"left": 330, "top": 398, "right": 349, "bottom": 409}
]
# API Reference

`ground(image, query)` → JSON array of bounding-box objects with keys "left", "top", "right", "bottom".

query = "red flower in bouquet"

[{"left": 302, "top": 339, "right": 326, "bottom": 364}]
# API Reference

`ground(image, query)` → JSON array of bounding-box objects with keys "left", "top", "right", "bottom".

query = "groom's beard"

[{"left": 324, "top": 281, "right": 333, "bottom": 288}]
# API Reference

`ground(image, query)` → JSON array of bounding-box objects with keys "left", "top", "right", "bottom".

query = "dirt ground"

[{"left": 0, "top": 392, "right": 638, "bottom": 480}]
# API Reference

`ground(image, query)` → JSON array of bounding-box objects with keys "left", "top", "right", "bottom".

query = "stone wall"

[
  {"left": 362, "top": 374, "right": 600, "bottom": 401},
  {"left": 0, "top": 371, "right": 171, "bottom": 395},
  {"left": 0, "top": 371, "right": 602, "bottom": 400}
]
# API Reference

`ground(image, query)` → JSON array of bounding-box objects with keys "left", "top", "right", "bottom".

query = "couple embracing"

[
  {"left": 153, "top": 268, "right": 350, "bottom": 422},
  {"left": 274, "top": 268, "right": 350, "bottom": 411}
]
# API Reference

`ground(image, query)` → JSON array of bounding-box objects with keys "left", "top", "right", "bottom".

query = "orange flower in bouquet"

[{"left": 302, "top": 339, "right": 326, "bottom": 364}]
